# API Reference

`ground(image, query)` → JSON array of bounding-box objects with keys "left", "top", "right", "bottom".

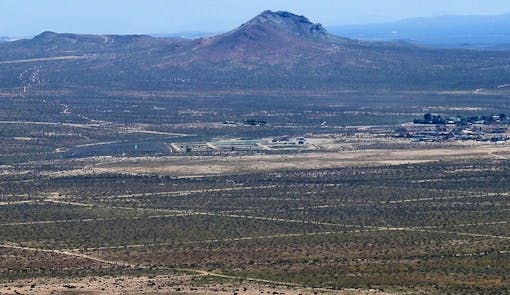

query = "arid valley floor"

[
  {"left": 1, "top": 90, "right": 510, "bottom": 294},
  {"left": 2, "top": 10, "right": 510, "bottom": 292}
]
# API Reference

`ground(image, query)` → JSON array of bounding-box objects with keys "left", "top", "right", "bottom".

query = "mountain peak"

[
  {"left": 33, "top": 31, "right": 59, "bottom": 41},
  {"left": 190, "top": 10, "right": 339, "bottom": 62},
  {"left": 258, "top": 10, "right": 309, "bottom": 20},
  {"left": 244, "top": 10, "right": 327, "bottom": 37},
  {"left": 32, "top": 31, "right": 101, "bottom": 43}
]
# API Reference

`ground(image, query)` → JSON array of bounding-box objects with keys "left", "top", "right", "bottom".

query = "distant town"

[
  {"left": 397, "top": 113, "right": 509, "bottom": 142},
  {"left": 413, "top": 112, "right": 509, "bottom": 125}
]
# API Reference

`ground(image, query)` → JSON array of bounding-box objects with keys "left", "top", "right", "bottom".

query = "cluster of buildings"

[
  {"left": 395, "top": 125, "right": 508, "bottom": 143},
  {"left": 397, "top": 113, "right": 508, "bottom": 143},
  {"left": 271, "top": 136, "right": 307, "bottom": 145}
]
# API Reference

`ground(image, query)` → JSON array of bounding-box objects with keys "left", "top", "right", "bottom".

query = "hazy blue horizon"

[{"left": 2, "top": 0, "right": 510, "bottom": 36}]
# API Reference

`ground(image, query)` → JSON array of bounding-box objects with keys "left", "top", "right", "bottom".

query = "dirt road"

[{"left": 0, "top": 55, "right": 92, "bottom": 64}]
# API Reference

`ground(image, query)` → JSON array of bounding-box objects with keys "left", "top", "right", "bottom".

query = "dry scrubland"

[
  {"left": 1, "top": 89, "right": 510, "bottom": 293},
  {"left": 2, "top": 11, "right": 510, "bottom": 292},
  {"left": 1, "top": 145, "right": 510, "bottom": 294}
]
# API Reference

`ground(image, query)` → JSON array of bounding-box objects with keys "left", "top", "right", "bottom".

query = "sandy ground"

[
  {"left": 40, "top": 144, "right": 510, "bottom": 178},
  {"left": 0, "top": 275, "right": 390, "bottom": 295}
]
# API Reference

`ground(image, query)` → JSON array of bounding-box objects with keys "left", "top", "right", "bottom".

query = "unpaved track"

[
  {"left": 0, "top": 213, "right": 195, "bottom": 227},
  {"left": 489, "top": 151, "right": 510, "bottom": 160},
  {"left": 0, "top": 243, "right": 133, "bottom": 267},
  {"left": 63, "top": 229, "right": 381, "bottom": 252},
  {"left": 93, "top": 184, "right": 277, "bottom": 199},
  {"left": 41, "top": 198, "right": 366, "bottom": 229},
  {"left": 0, "top": 200, "right": 36, "bottom": 206},
  {"left": 0, "top": 243, "right": 338, "bottom": 293},
  {"left": 185, "top": 269, "right": 310, "bottom": 288},
  {"left": 0, "top": 120, "right": 99, "bottom": 129},
  {"left": 418, "top": 221, "right": 509, "bottom": 229},
  {"left": 41, "top": 198, "right": 210, "bottom": 217},
  {"left": 411, "top": 228, "right": 510, "bottom": 240},
  {"left": 40, "top": 197, "right": 510, "bottom": 242},
  {"left": 381, "top": 192, "right": 508, "bottom": 204},
  {"left": 0, "top": 55, "right": 91, "bottom": 64}
]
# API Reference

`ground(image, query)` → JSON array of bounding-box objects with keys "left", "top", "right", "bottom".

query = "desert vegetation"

[
  {"left": 1, "top": 151, "right": 510, "bottom": 293},
  {"left": 1, "top": 13, "right": 510, "bottom": 292}
]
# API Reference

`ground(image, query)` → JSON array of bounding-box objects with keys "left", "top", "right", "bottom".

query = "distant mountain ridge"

[
  {"left": 0, "top": 36, "right": 11, "bottom": 43},
  {"left": 1, "top": 10, "right": 510, "bottom": 91},
  {"left": 330, "top": 14, "right": 510, "bottom": 48}
]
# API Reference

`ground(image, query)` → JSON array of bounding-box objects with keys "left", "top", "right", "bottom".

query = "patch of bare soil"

[
  {"left": 41, "top": 144, "right": 510, "bottom": 178},
  {"left": 0, "top": 275, "right": 390, "bottom": 295}
]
